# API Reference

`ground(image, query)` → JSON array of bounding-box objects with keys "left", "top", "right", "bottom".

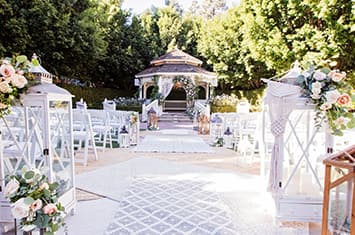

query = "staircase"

[{"left": 159, "top": 112, "right": 192, "bottom": 123}]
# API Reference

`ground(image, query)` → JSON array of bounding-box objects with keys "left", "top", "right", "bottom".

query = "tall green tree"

[
  {"left": 241, "top": 0, "right": 355, "bottom": 78},
  {"left": 198, "top": 7, "right": 274, "bottom": 90}
]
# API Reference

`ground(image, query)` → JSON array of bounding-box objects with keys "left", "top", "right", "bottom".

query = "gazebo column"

[
  {"left": 139, "top": 84, "right": 143, "bottom": 99},
  {"left": 206, "top": 83, "right": 210, "bottom": 100}
]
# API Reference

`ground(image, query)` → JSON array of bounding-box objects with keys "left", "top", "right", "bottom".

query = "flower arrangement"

[
  {"left": 297, "top": 66, "right": 355, "bottom": 135},
  {"left": 173, "top": 76, "right": 196, "bottom": 101},
  {"left": 129, "top": 112, "right": 138, "bottom": 125},
  {"left": 0, "top": 55, "right": 34, "bottom": 117},
  {"left": 4, "top": 168, "right": 65, "bottom": 234}
]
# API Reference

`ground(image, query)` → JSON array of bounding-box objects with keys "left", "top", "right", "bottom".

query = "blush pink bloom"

[
  {"left": 328, "top": 70, "right": 346, "bottom": 82},
  {"left": 30, "top": 199, "right": 43, "bottom": 211},
  {"left": 42, "top": 203, "right": 58, "bottom": 215},
  {"left": 337, "top": 93, "right": 351, "bottom": 106},
  {"left": 10, "top": 73, "right": 27, "bottom": 88},
  {"left": 0, "top": 63, "right": 15, "bottom": 77}
]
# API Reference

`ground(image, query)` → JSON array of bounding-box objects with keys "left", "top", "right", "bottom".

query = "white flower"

[
  {"left": 22, "top": 224, "right": 36, "bottom": 232},
  {"left": 334, "top": 116, "right": 350, "bottom": 127},
  {"left": 320, "top": 103, "right": 332, "bottom": 111},
  {"left": 311, "top": 93, "right": 321, "bottom": 99},
  {"left": 0, "top": 81, "right": 13, "bottom": 93},
  {"left": 11, "top": 198, "right": 30, "bottom": 219},
  {"left": 10, "top": 73, "right": 27, "bottom": 88},
  {"left": 328, "top": 70, "right": 346, "bottom": 82},
  {"left": 312, "top": 81, "right": 322, "bottom": 90},
  {"left": 313, "top": 70, "right": 326, "bottom": 81},
  {"left": 0, "top": 102, "right": 7, "bottom": 110},
  {"left": 4, "top": 178, "right": 20, "bottom": 198},
  {"left": 325, "top": 90, "right": 341, "bottom": 104}
]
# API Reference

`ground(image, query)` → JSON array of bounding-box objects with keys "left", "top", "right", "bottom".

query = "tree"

[
  {"left": 198, "top": 7, "right": 274, "bottom": 90},
  {"left": 240, "top": 0, "right": 355, "bottom": 78}
]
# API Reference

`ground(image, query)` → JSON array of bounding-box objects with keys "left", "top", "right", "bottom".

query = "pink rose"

[
  {"left": 337, "top": 93, "right": 351, "bottom": 106},
  {"left": 30, "top": 199, "right": 43, "bottom": 211},
  {"left": 42, "top": 203, "right": 57, "bottom": 215},
  {"left": 0, "top": 63, "right": 15, "bottom": 77},
  {"left": 328, "top": 70, "right": 346, "bottom": 82}
]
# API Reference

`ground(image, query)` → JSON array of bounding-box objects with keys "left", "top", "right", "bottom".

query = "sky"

[{"left": 121, "top": 0, "right": 240, "bottom": 15}]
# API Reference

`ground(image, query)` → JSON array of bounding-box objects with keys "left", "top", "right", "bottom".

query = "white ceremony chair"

[
  {"left": 234, "top": 112, "right": 261, "bottom": 163},
  {"left": 73, "top": 109, "right": 98, "bottom": 166},
  {"left": 87, "top": 109, "right": 113, "bottom": 152}
]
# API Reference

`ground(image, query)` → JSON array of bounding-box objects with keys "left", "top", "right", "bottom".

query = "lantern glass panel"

[
  {"left": 48, "top": 100, "right": 73, "bottom": 196},
  {"left": 281, "top": 110, "right": 325, "bottom": 198},
  {"left": 328, "top": 178, "right": 352, "bottom": 234}
]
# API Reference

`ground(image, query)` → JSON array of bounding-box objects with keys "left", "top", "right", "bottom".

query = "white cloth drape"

[
  {"left": 264, "top": 80, "right": 301, "bottom": 194},
  {"left": 158, "top": 78, "right": 174, "bottom": 99}
]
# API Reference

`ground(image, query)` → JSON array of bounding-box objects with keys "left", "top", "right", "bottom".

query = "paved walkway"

[{"left": 59, "top": 119, "right": 320, "bottom": 235}]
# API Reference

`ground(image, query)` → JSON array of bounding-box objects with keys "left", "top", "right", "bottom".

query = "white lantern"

[
  {"left": 264, "top": 80, "right": 332, "bottom": 223},
  {"left": 0, "top": 65, "right": 76, "bottom": 224},
  {"left": 223, "top": 127, "right": 233, "bottom": 149},
  {"left": 129, "top": 114, "right": 139, "bottom": 146},
  {"left": 210, "top": 114, "right": 223, "bottom": 143},
  {"left": 119, "top": 126, "right": 130, "bottom": 148}
]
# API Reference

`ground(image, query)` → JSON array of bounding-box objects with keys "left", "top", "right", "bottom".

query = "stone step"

[{"left": 159, "top": 112, "right": 192, "bottom": 122}]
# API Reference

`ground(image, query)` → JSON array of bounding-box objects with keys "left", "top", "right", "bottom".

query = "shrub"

[
  {"left": 210, "top": 94, "right": 238, "bottom": 113},
  {"left": 58, "top": 84, "right": 134, "bottom": 109}
]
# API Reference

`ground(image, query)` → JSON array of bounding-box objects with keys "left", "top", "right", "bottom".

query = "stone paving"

[{"left": 105, "top": 177, "right": 237, "bottom": 235}]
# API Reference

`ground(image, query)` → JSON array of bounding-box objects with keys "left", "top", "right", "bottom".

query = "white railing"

[
  {"left": 141, "top": 100, "right": 162, "bottom": 122},
  {"left": 194, "top": 100, "right": 210, "bottom": 116}
]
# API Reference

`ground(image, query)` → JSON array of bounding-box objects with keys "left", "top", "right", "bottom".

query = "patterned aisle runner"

[
  {"left": 133, "top": 134, "right": 214, "bottom": 153},
  {"left": 105, "top": 177, "right": 237, "bottom": 235}
]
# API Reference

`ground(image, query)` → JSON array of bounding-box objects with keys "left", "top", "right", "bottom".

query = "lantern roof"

[{"left": 27, "top": 83, "right": 73, "bottom": 96}]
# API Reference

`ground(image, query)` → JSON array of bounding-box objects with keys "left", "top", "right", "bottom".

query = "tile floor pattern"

[
  {"left": 105, "top": 177, "right": 237, "bottom": 235},
  {"left": 133, "top": 135, "right": 214, "bottom": 153}
]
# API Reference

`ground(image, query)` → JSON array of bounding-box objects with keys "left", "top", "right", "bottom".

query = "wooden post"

[
  {"left": 351, "top": 172, "right": 355, "bottom": 235},
  {"left": 322, "top": 165, "right": 331, "bottom": 235}
]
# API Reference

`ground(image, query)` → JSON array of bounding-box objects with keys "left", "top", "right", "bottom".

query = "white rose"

[
  {"left": 325, "top": 90, "right": 341, "bottom": 104},
  {"left": 4, "top": 178, "right": 20, "bottom": 198},
  {"left": 0, "top": 102, "right": 7, "bottom": 110},
  {"left": 22, "top": 224, "right": 36, "bottom": 232},
  {"left": 11, "top": 198, "right": 30, "bottom": 219},
  {"left": 312, "top": 81, "right": 322, "bottom": 90},
  {"left": 320, "top": 103, "right": 332, "bottom": 111},
  {"left": 328, "top": 70, "right": 346, "bottom": 82},
  {"left": 311, "top": 93, "right": 321, "bottom": 99},
  {"left": 0, "top": 81, "right": 13, "bottom": 93},
  {"left": 313, "top": 70, "right": 326, "bottom": 81},
  {"left": 10, "top": 73, "right": 27, "bottom": 89}
]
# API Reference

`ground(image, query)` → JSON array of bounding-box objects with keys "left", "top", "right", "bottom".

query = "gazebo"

[{"left": 135, "top": 49, "right": 217, "bottom": 111}]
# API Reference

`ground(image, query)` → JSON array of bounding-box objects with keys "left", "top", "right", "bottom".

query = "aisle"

[
  {"left": 133, "top": 129, "right": 214, "bottom": 153},
  {"left": 66, "top": 157, "right": 309, "bottom": 235}
]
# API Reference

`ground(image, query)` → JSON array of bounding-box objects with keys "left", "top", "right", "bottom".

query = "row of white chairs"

[{"left": 0, "top": 107, "right": 137, "bottom": 171}]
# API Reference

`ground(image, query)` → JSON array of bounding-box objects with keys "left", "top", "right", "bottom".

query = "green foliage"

[
  {"left": 59, "top": 84, "right": 132, "bottom": 109},
  {"left": 198, "top": 7, "right": 274, "bottom": 90}
]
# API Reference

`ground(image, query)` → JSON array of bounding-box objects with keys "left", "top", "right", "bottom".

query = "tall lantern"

[
  {"left": 0, "top": 61, "right": 76, "bottom": 225},
  {"left": 263, "top": 75, "right": 332, "bottom": 223}
]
